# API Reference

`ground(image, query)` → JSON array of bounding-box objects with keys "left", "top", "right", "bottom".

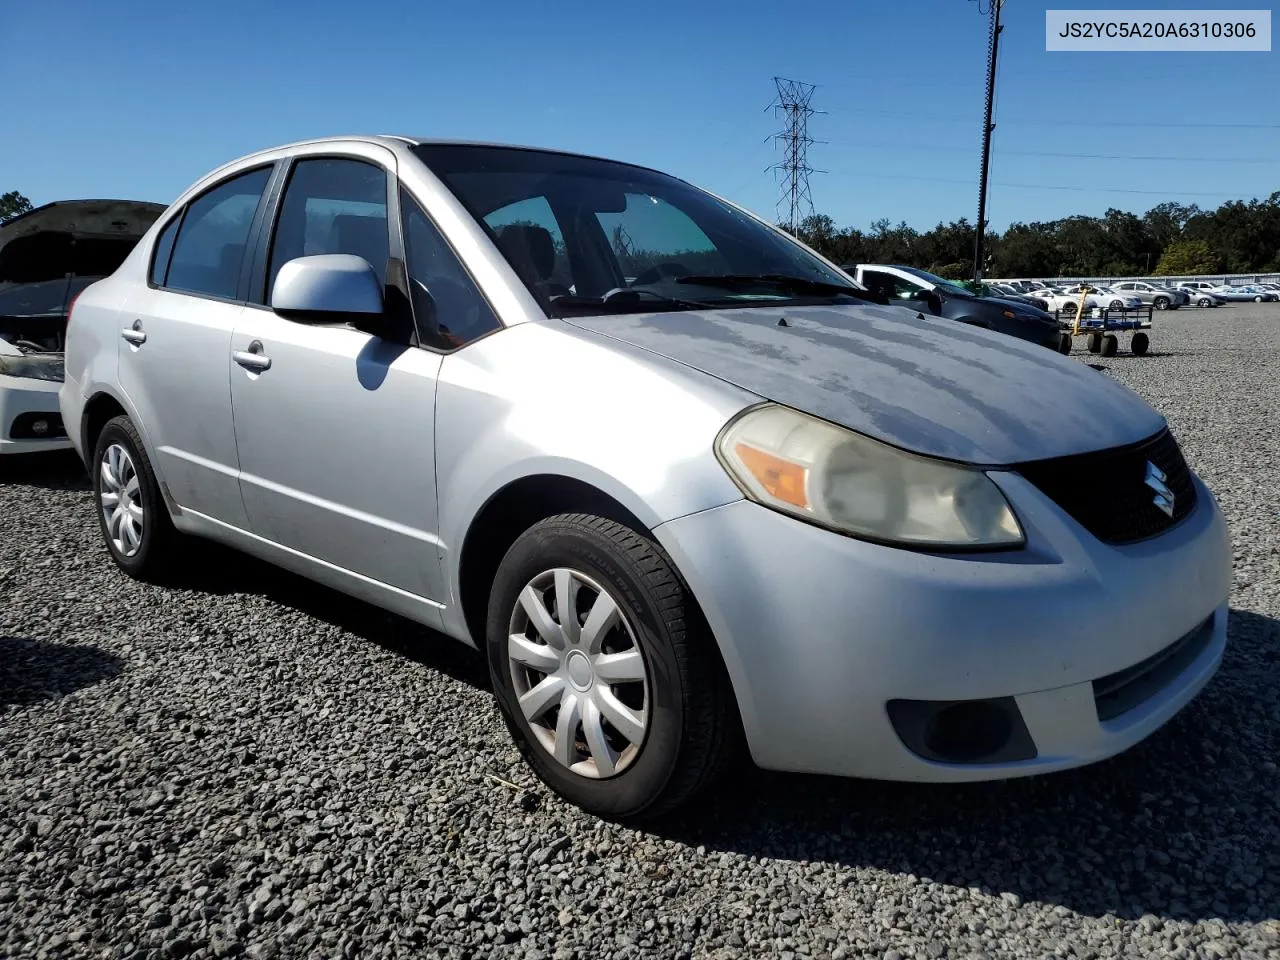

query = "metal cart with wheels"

[{"left": 1056, "top": 301, "right": 1154, "bottom": 357}]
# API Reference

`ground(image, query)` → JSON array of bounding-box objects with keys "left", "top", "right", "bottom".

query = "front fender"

[{"left": 433, "top": 319, "right": 757, "bottom": 613}]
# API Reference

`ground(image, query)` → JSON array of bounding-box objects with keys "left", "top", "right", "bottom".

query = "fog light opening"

[{"left": 922, "top": 701, "right": 1014, "bottom": 763}]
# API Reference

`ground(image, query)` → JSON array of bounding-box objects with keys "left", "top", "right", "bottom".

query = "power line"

[
  {"left": 822, "top": 170, "right": 1262, "bottom": 198},
  {"left": 826, "top": 139, "right": 1280, "bottom": 164},
  {"left": 832, "top": 107, "right": 1280, "bottom": 129},
  {"left": 767, "top": 77, "right": 823, "bottom": 232}
]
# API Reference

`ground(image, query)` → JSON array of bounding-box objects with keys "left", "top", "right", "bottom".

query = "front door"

[
  {"left": 227, "top": 155, "right": 446, "bottom": 601},
  {"left": 117, "top": 165, "right": 274, "bottom": 526}
]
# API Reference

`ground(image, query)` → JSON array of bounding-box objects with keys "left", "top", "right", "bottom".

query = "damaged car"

[{"left": 1, "top": 199, "right": 164, "bottom": 454}]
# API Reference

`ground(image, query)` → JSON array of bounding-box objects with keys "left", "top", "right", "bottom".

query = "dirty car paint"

[{"left": 564, "top": 303, "right": 1166, "bottom": 465}]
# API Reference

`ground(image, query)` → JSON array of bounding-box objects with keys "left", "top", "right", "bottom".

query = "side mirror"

[
  {"left": 912, "top": 288, "right": 942, "bottom": 309},
  {"left": 271, "top": 254, "right": 387, "bottom": 333}
]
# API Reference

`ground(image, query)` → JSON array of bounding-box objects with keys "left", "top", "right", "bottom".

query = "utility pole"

[
  {"left": 973, "top": 0, "right": 1004, "bottom": 282},
  {"left": 767, "top": 78, "right": 823, "bottom": 234}
]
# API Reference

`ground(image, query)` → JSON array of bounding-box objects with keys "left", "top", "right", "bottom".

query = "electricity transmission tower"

[
  {"left": 767, "top": 78, "right": 823, "bottom": 233},
  {"left": 972, "top": 0, "right": 1005, "bottom": 281}
]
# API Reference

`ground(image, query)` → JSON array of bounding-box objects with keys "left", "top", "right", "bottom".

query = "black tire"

[
  {"left": 90, "top": 414, "right": 183, "bottom": 581},
  {"left": 1087, "top": 332, "right": 1102, "bottom": 354},
  {"left": 1057, "top": 332, "right": 1072, "bottom": 354},
  {"left": 1101, "top": 334, "right": 1119, "bottom": 357},
  {"left": 1198, "top": 297, "right": 1212, "bottom": 308},
  {"left": 1109, "top": 300, "right": 1124, "bottom": 312},
  {"left": 1254, "top": 295, "right": 1264, "bottom": 302},
  {"left": 1131, "top": 332, "right": 1150, "bottom": 356},
  {"left": 1063, "top": 301, "right": 1078, "bottom": 316},
  {"left": 486, "top": 514, "right": 738, "bottom": 821},
  {"left": 1153, "top": 296, "right": 1170, "bottom": 310}
]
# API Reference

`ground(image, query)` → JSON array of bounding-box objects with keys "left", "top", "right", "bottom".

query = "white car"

[
  {"left": 1040, "top": 286, "right": 1141, "bottom": 314},
  {"left": 1, "top": 200, "right": 164, "bottom": 454}
]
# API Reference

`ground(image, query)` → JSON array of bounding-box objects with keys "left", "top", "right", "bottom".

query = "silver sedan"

[{"left": 60, "top": 137, "right": 1231, "bottom": 819}]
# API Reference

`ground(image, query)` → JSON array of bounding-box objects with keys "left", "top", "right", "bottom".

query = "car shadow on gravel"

[
  {"left": 0, "top": 450, "right": 89, "bottom": 491},
  {"left": 169, "top": 543, "right": 492, "bottom": 691},
  {"left": 653, "top": 607, "right": 1280, "bottom": 926},
  {"left": 0, "top": 635, "right": 125, "bottom": 710}
]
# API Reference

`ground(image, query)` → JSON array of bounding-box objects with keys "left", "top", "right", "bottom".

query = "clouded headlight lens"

[{"left": 716, "top": 404, "right": 1024, "bottom": 549}]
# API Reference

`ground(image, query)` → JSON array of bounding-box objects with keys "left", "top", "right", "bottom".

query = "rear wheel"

[
  {"left": 1087, "top": 332, "right": 1103, "bottom": 354},
  {"left": 1057, "top": 332, "right": 1073, "bottom": 354},
  {"left": 91, "top": 415, "right": 183, "bottom": 581},
  {"left": 486, "top": 514, "right": 737, "bottom": 821},
  {"left": 1101, "top": 334, "right": 1119, "bottom": 357},
  {"left": 1131, "top": 332, "right": 1150, "bottom": 356}
]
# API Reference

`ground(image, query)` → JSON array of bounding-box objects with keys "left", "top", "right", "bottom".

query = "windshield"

[
  {"left": 895, "top": 265, "right": 975, "bottom": 298},
  {"left": 413, "top": 144, "right": 861, "bottom": 315}
]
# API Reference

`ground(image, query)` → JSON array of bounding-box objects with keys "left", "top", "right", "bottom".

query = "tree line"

[{"left": 790, "top": 192, "right": 1280, "bottom": 279}]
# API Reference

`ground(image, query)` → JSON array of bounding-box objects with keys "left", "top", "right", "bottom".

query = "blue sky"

[{"left": 3, "top": 0, "right": 1276, "bottom": 232}]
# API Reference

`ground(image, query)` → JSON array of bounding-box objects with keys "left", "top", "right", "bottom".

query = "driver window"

[
  {"left": 595, "top": 194, "right": 729, "bottom": 283},
  {"left": 862, "top": 270, "right": 920, "bottom": 300}
]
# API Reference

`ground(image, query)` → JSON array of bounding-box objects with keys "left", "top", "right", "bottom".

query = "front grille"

[
  {"left": 1015, "top": 428, "right": 1197, "bottom": 544},
  {"left": 1093, "top": 615, "right": 1215, "bottom": 721}
]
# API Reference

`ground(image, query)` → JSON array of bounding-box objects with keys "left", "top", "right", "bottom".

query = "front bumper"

[
  {"left": 0, "top": 373, "right": 72, "bottom": 454},
  {"left": 654, "top": 471, "right": 1231, "bottom": 782}
]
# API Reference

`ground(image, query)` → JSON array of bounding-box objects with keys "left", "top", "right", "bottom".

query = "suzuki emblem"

[{"left": 1145, "top": 462, "right": 1175, "bottom": 519}]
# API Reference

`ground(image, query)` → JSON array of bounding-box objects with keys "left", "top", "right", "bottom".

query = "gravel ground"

[{"left": 3, "top": 304, "right": 1279, "bottom": 960}]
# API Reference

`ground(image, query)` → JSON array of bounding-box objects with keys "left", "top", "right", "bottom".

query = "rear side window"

[
  {"left": 150, "top": 215, "right": 181, "bottom": 286},
  {"left": 265, "top": 158, "right": 389, "bottom": 302},
  {"left": 165, "top": 166, "right": 271, "bottom": 300}
]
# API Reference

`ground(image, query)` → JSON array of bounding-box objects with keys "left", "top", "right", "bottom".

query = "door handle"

[
  {"left": 121, "top": 320, "right": 147, "bottom": 346},
  {"left": 232, "top": 340, "right": 272, "bottom": 372}
]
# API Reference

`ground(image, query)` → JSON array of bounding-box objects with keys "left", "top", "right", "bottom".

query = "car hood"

[
  {"left": 564, "top": 303, "right": 1166, "bottom": 465},
  {"left": 985, "top": 295, "right": 1055, "bottom": 320}
]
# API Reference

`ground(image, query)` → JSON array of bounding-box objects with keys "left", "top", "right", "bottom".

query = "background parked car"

[
  {"left": 1039, "top": 285, "right": 1142, "bottom": 315},
  {"left": 1, "top": 199, "right": 164, "bottom": 453},
  {"left": 1214, "top": 285, "right": 1279, "bottom": 302},
  {"left": 1109, "top": 280, "right": 1189, "bottom": 310},
  {"left": 842, "top": 263, "right": 1065, "bottom": 348}
]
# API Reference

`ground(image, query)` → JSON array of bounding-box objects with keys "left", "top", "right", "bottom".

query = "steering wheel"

[{"left": 630, "top": 261, "right": 692, "bottom": 286}]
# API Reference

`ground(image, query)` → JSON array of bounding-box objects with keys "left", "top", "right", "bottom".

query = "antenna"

[{"left": 767, "top": 78, "right": 824, "bottom": 233}]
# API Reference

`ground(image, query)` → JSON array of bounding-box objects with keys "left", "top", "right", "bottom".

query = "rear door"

[{"left": 117, "top": 165, "right": 275, "bottom": 526}]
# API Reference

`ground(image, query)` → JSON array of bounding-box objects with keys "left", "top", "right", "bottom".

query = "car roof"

[{"left": 222, "top": 134, "right": 672, "bottom": 180}]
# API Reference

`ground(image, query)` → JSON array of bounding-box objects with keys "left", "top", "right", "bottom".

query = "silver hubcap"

[
  {"left": 507, "top": 568, "right": 649, "bottom": 779},
  {"left": 100, "top": 443, "right": 143, "bottom": 557}
]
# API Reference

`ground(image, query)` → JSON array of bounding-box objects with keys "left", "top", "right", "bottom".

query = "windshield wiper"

[
  {"left": 674, "top": 274, "right": 889, "bottom": 305},
  {"left": 547, "top": 289, "right": 713, "bottom": 315}
]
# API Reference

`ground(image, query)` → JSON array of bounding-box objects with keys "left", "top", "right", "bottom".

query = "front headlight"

[
  {"left": 715, "top": 404, "right": 1024, "bottom": 549},
  {"left": 0, "top": 352, "right": 65, "bottom": 383}
]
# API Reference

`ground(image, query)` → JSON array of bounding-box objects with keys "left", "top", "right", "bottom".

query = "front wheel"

[
  {"left": 1254, "top": 295, "right": 1265, "bottom": 302},
  {"left": 91, "top": 415, "right": 183, "bottom": 580},
  {"left": 1153, "top": 296, "right": 1170, "bottom": 310},
  {"left": 1101, "top": 334, "right": 1119, "bottom": 357},
  {"left": 486, "top": 514, "right": 737, "bottom": 820}
]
